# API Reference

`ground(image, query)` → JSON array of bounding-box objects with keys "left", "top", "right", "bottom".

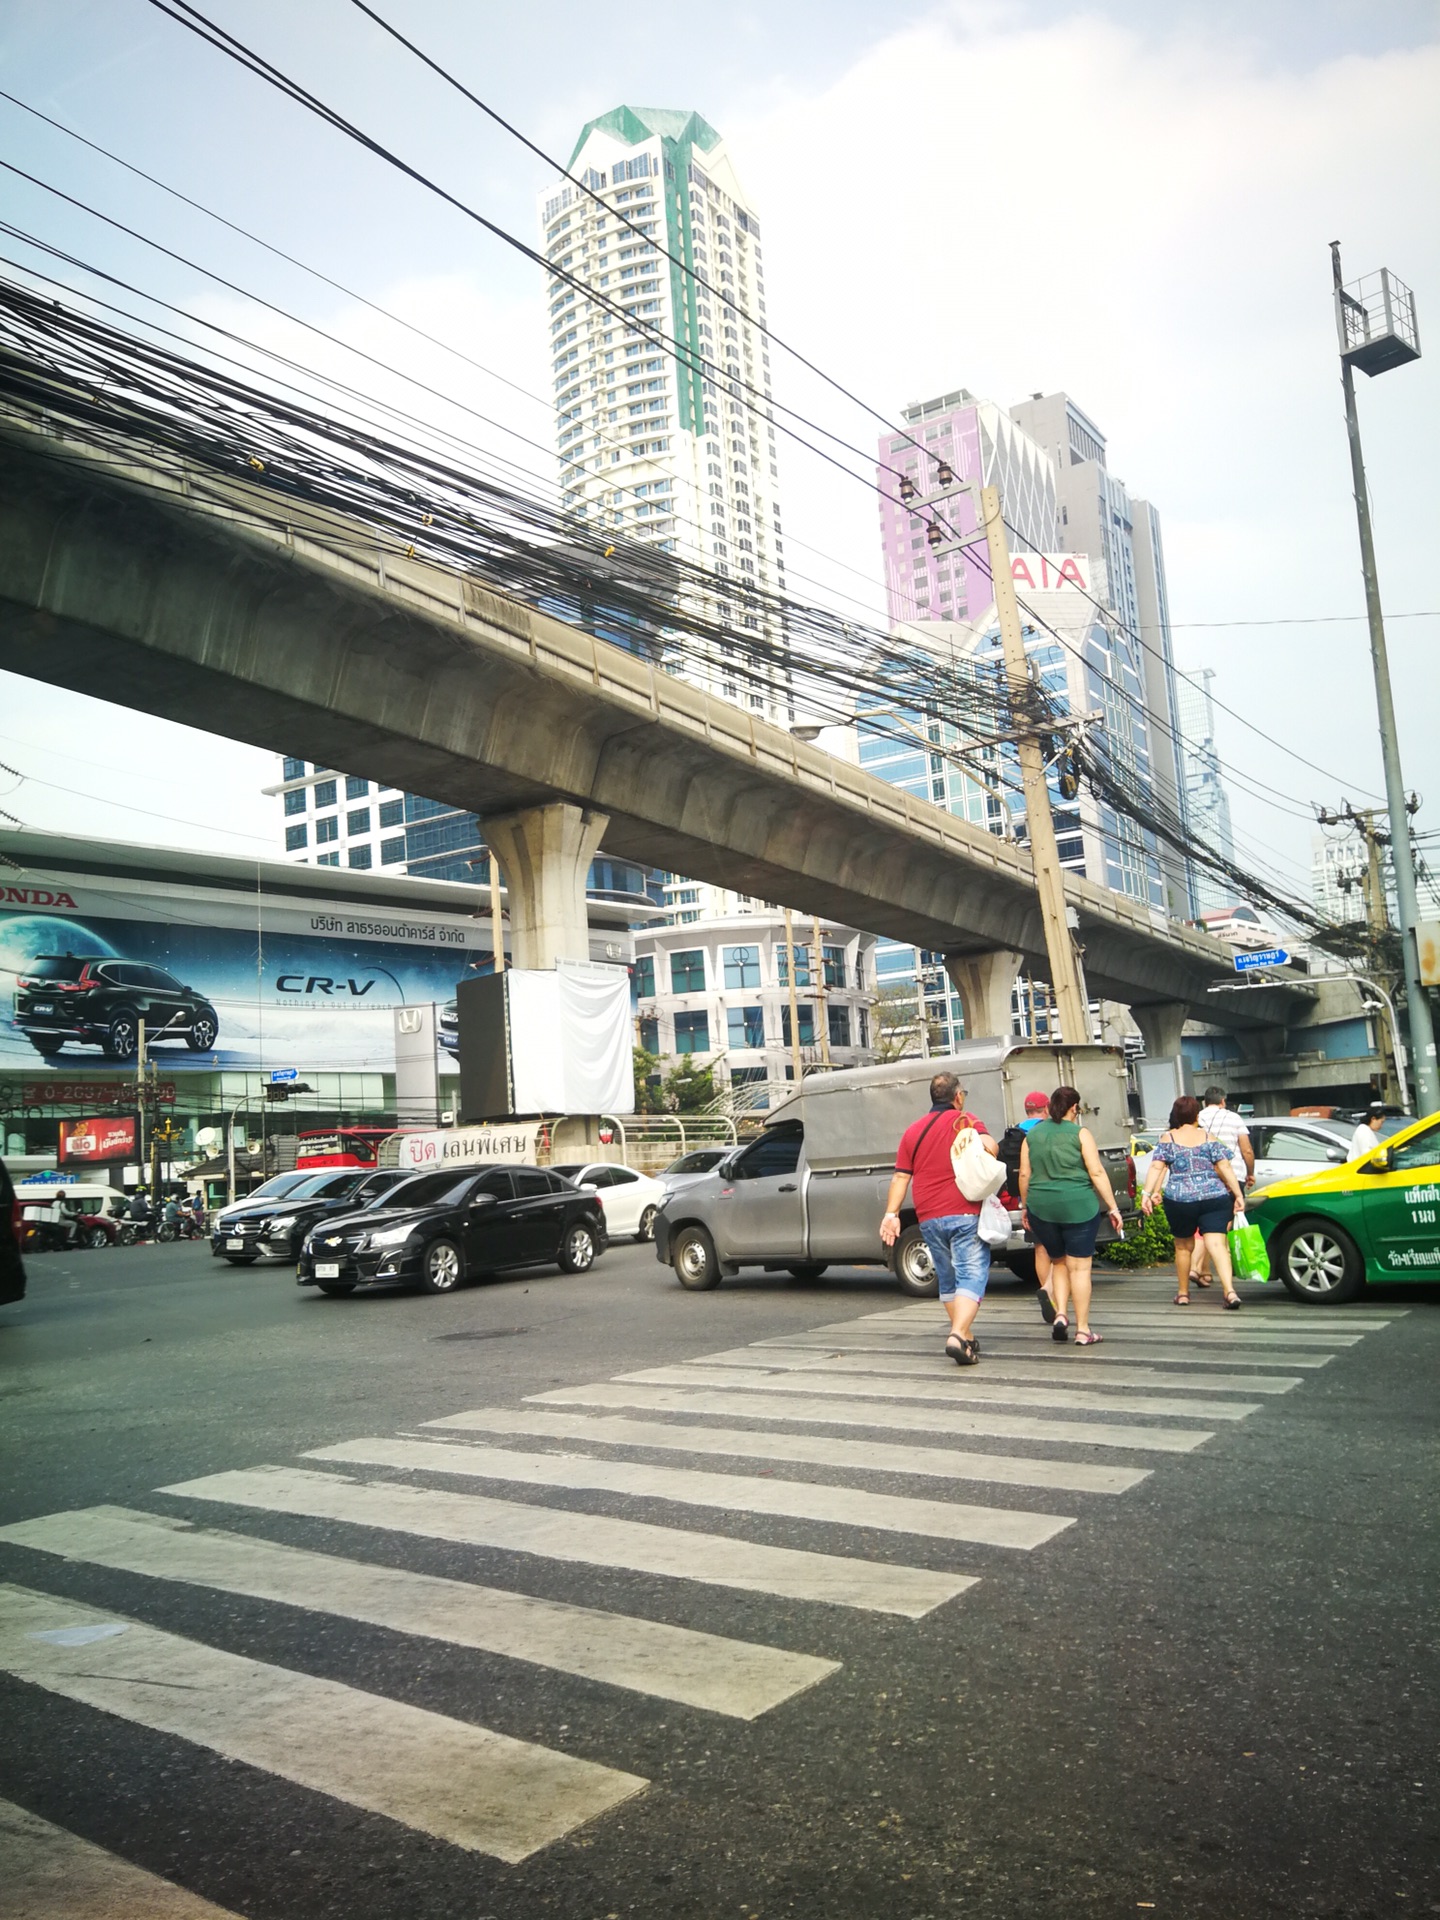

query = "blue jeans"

[{"left": 920, "top": 1214, "right": 990, "bottom": 1302}]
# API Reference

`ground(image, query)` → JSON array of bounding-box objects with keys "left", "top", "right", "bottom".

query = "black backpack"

[{"left": 997, "top": 1123, "right": 1028, "bottom": 1195}]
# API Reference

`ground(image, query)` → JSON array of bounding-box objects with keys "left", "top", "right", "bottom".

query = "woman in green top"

[{"left": 1019, "top": 1086, "right": 1124, "bottom": 1346}]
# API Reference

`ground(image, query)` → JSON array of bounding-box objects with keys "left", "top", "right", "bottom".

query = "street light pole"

[{"left": 1330, "top": 242, "right": 1438, "bottom": 1112}]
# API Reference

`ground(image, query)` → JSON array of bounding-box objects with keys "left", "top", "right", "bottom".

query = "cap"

[
  {"left": 1366, "top": 1100, "right": 1386, "bottom": 1115},
  {"left": 1023, "top": 1092, "right": 1048, "bottom": 1114}
]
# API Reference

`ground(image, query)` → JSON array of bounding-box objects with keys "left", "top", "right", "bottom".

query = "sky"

[{"left": 1, "top": 0, "right": 1437, "bottom": 912}]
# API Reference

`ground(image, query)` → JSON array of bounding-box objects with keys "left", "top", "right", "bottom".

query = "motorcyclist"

[
  {"left": 53, "top": 1189, "right": 84, "bottom": 1249},
  {"left": 128, "top": 1189, "right": 153, "bottom": 1225},
  {"left": 161, "top": 1194, "right": 184, "bottom": 1238}
]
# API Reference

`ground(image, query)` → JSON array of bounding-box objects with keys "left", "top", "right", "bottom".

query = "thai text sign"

[{"left": 59, "top": 1115, "right": 138, "bottom": 1164}]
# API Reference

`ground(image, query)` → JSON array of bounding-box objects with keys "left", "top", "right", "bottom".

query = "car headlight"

[
  {"left": 264, "top": 1215, "right": 298, "bottom": 1235},
  {"left": 366, "top": 1223, "right": 415, "bottom": 1248}
]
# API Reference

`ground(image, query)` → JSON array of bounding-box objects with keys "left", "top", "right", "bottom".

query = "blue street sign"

[
  {"left": 1233, "top": 948, "right": 1290, "bottom": 972},
  {"left": 267, "top": 1067, "right": 300, "bottom": 1084}
]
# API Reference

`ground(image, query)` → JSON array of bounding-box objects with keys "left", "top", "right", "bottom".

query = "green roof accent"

[{"left": 568, "top": 107, "right": 721, "bottom": 169}]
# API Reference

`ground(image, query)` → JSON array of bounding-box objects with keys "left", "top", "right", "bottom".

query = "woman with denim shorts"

[
  {"left": 1018, "top": 1086, "right": 1124, "bottom": 1347},
  {"left": 1140, "top": 1094, "right": 1248, "bottom": 1308}
]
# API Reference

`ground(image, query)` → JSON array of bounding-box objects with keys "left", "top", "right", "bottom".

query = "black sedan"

[
  {"left": 213, "top": 1168, "right": 412, "bottom": 1265},
  {"left": 297, "top": 1164, "right": 606, "bottom": 1297}
]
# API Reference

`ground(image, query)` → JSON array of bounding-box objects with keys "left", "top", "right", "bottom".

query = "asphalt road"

[{"left": 1, "top": 1241, "right": 1436, "bottom": 1920}]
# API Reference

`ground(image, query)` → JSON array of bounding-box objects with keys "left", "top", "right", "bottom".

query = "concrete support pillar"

[
  {"left": 1131, "top": 1001, "right": 1190, "bottom": 1125},
  {"left": 482, "top": 803, "right": 607, "bottom": 970},
  {"left": 943, "top": 950, "right": 1022, "bottom": 1041}
]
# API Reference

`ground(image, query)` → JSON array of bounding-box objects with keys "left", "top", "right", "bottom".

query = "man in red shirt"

[{"left": 880, "top": 1071, "right": 998, "bottom": 1366}]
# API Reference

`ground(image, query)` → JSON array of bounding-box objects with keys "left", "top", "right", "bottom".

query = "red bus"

[{"left": 295, "top": 1127, "right": 396, "bottom": 1170}]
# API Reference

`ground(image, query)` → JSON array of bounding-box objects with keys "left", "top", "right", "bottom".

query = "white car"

[
  {"left": 1245, "top": 1116, "right": 1357, "bottom": 1186},
  {"left": 551, "top": 1163, "right": 668, "bottom": 1242}
]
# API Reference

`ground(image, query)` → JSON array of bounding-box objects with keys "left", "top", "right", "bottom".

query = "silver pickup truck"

[{"left": 653, "top": 1040, "right": 1136, "bottom": 1294}]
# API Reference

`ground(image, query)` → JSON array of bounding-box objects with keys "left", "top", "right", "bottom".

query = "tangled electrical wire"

[{"left": 0, "top": 271, "right": 1327, "bottom": 932}]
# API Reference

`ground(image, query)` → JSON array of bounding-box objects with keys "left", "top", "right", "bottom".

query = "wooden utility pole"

[
  {"left": 487, "top": 848, "right": 505, "bottom": 974},
  {"left": 1319, "top": 802, "right": 1400, "bottom": 1100},
  {"left": 979, "top": 484, "right": 1091, "bottom": 1043}
]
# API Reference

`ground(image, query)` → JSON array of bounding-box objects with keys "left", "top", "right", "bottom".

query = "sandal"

[
  {"left": 1191, "top": 1273, "right": 1213, "bottom": 1289},
  {"left": 947, "top": 1335, "right": 979, "bottom": 1367},
  {"left": 1074, "top": 1329, "right": 1103, "bottom": 1346},
  {"left": 1223, "top": 1292, "right": 1242, "bottom": 1311},
  {"left": 1037, "top": 1288, "right": 1058, "bottom": 1326},
  {"left": 1051, "top": 1314, "right": 1069, "bottom": 1344},
  {"left": 1173, "top": 1292, "right": 1190, "bottom": 1305}
]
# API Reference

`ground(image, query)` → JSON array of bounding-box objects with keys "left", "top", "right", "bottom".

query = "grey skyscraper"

[{"left": 1175, "top": 668, "right": 1237, "bottom": 912}]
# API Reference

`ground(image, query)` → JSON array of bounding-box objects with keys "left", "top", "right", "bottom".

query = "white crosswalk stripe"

[
  {"left": 1, "top": 1795, "right": 244, "bottom": 1919},
  {"left": 0, "top": 1504, "right": 837, "bottom": 1719},
  {"left": 303, "top": 1434, "right": 1075, "bottom": 1549},
  {"left": 424, "top": 1404, "right": 1152, "bottom": 1495},
  {"left": 0, "top": 1582, "right": 646, "bottom": 1863},
  {"left": 3, "top": 1280, "right": 1395, "bottom": 1886},
  {"left": 162, "top": 1464, "right": 975, "bottom": 1617},
  {"left": 619, "top": 1359, "right": 1254, "bottom": 1421},
  {"left": 537, "top": 1374, "right": 1215, "bottom": 1451}
]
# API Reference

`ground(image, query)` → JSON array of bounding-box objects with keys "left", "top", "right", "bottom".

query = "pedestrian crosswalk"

[{"left": 0, "top": 1279, "right": 1406, "bottom": 1895}]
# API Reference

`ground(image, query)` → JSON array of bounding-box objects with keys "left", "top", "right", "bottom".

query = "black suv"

[
  {"left": 298, "top": 1164, "right": 605, "bottom": 1297},
  {"left": 15, "top": 954, "right": 219, "bottom": 1060},
  {"left": 212, "top": 1168, "right": 412, "bottom": 1265}
]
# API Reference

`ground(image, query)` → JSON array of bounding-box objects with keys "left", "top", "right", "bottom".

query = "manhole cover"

[{"left": 432, "top": 1327, "right": 531, "bottom": 1343}]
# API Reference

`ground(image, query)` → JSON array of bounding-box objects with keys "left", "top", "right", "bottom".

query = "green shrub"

[{"left": 1103, "top": 1204, "right": 1175, "bottom": 1269}]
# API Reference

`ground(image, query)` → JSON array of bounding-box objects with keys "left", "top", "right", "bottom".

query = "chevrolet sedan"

[{"left": 297, "top": 1164, "right": 606, "bottom": 1297}]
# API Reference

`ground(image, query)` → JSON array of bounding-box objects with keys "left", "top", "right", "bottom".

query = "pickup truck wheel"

[
  {"left": 893, "top": 1225, "right": 937, "bottom": 1297},
  {"left": 672, "top": 1225, "right": 722, "bottom": 1291},
  {"left": 786, "top": 1264, "right": 828, "bottom": 1283},
  {"left": 1274, "top": 1217, "right": 1364, "bottom": 1304}
]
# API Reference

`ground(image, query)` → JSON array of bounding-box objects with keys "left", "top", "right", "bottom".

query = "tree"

[
  {"left": 871, "top": 982, "right": 944, "bottom": 1063},
  {"left": 663, "top": 1056, "right": 716, "bottom": 1112},
  {"left": 632, "top": 1047, "right": 665, "bottom": 1114}
]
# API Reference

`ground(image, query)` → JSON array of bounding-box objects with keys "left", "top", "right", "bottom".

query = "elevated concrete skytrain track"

[{"left": 0, "top": 412, "right": 1307, "bottom": 1045}]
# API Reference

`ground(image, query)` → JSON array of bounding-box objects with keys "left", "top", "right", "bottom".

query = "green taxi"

[{"left": 1247, "top": 1109, "right": 1440, "bottom": 1303}]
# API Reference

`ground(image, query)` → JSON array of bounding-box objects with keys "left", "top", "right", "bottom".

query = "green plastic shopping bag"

[{"left": 1228, "top": 1211, "right": 1270, "bottom": 1283}]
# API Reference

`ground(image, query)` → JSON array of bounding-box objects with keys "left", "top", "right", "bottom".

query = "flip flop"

[{"left": 1037, "top": 1288, "right": 1058, "bottom": 1325}]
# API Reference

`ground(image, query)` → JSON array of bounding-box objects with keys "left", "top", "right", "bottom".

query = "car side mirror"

[
  {"left": 469, "top": 1192, "right": 498, "bottom": 1209},
  {"left": 1326, "top": 1147, "right": 1347, "bottom": 1163},
  {"left": 1361, "top": 1150, "right": 1391, "bottom": 1174}
]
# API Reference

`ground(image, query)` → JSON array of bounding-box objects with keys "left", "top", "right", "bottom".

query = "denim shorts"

[
  {"left": 1028, "top": 1210, "right": 1103, "bottom": 1260},
  {"left": 919, "top": 1213, "right": 990, "bottom": 1302}
]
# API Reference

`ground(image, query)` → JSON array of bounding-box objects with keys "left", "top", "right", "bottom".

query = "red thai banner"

[{"left": 59, "top": 1115, "right": 139, "bottom": 1164}]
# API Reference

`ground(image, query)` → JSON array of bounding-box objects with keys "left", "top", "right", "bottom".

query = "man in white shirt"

[
  {"left": 1350, "top": 1101, "right": 1386, "bottom": 1159},
  {"left": 1198, "top": 1086, "right": 1254, "bottom": 1186}
]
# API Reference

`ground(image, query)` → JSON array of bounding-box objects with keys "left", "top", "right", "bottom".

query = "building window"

[
  {"left": 727, "top": 1005, "right": 766, "bottom": 1050},
  {"left": 632, "top": 954, "right": 655, "bottom": 999},
  {"left": 780, "top": 1004, "right": 816, "bottom": 1047},
  {"left": 347, "top": 845, "right": 373, "bottom": 869},
  {"left": 828, "top": 1004, "right": 852, "bottom": 1048},
  {"left": 775, "top": 944, "right": 813, "bottom": 987},
  {"left": 347, "top": 808, "right": 371, "bottom": 836},
  {"left": 670, "top": 949, "right": 706, "bottom": 994},
  {"left": 378, "top": 798, "right": 404, "bottom": 829},
  {"left": 638, "top": 1016, "right": 659, "bottom": 1054},
  {"left": 729, "top": 1065, "right": 769, "bottom": 1108},
  {"left": 674, "top": 1011, "right": 710, "bottom": 1054},
  {"left": 723, "top": 944, "right": 761, "bottom": 989},
  {"left": 283, "top": 787, "right": 307, "bottom": 817},
  {"left": 282, "top": 757, "right": 305, "bottom": 781},
  {"left": 284, "top": 824, "right": 307, "bottom": 851},
  {"left": 380, "top": 837, "right": 406, "bottom": 865},
  {"left": 313, "top": 779, "right": 337, "bottom": 809},
  {"left": 317, "top": 851, "right": 339, "bottom": 867},
  {"left": 823, "top": 945, "right": 846, "bottom": 988},
  {"left": 315, "top": 815, "right": 338, "bottom": 845},
  {"left": 345, "top": 776, "right": 369, "bottom": 800}
]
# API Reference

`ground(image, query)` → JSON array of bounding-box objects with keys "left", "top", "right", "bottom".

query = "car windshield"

[
  {"left": 270, "top": 1173, "right": 351, "bottom": 1201},
  {"left": 241, "top": 1173, "right": 317, "bottom": 1203},
  {"left": 380, "top": 1170, "right": 478, "bottom": 1209},
  {"left": 24, "top": 956, "right": 94, "bottom": 981}
]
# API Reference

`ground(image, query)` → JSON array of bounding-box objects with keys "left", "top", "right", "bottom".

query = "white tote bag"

[
  {"left": 977, "top": 1192, "right": 1013, "bottom": 1249},
  {"left": 951, "top": 1126, "right": 1007, "bottom": 1204}
]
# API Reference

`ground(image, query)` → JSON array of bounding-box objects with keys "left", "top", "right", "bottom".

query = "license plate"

[
  {"left": 226, "top": 1238, "right": 244, "bottom": 1251},
  {"left": 315, "top": 1262, "right": 341, "bottom": 1279}
]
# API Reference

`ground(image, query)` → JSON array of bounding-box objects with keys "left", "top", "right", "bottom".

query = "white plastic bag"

[
  {"left": 977, "top": 1192, "right": 1012, "bottom": 1249},
  {"left": 951, "top": 1126, "right": 1007, "bottom": 1203}
]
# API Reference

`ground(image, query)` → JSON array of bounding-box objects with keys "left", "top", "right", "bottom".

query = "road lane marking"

[
  {"left": 675, "top": 1353, "right": 1258, "bottom": 1420},
  {"left": 161, "top": 1467, "right": 974, "bottom": 1619},
  {"left": 533, "top": 1378, "right": 1212, "bottom": 1453},
  {"left": 1, "top": 1794, "right": 243, "bottom": 1919},
  {"left": 0, "top": 1582, "right": 644, "bottom": 1863},
  {"left": 0, "top": 1505, "right": 835, "bottom": 1721},
  {"left": 303, "top": 1437, "right": 1073, "bottom": 1551},
  {"left": 843, "top": 1314, "right": 1366, "bottom": 1347},
  {"left": 741, "top": 1344, "right": 1298, "bottom": 1394},
  {"left": 424, "top": 1406, "right": 1151, "bottom": 1495},
  {"left": 849, "top": 1338, "right": 1335, "bottom": 1370}
]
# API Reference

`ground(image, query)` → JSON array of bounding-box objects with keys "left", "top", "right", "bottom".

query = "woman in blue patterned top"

[{"left": 1140, "top": 1094, "right": 1248, "bottom": 1309}]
